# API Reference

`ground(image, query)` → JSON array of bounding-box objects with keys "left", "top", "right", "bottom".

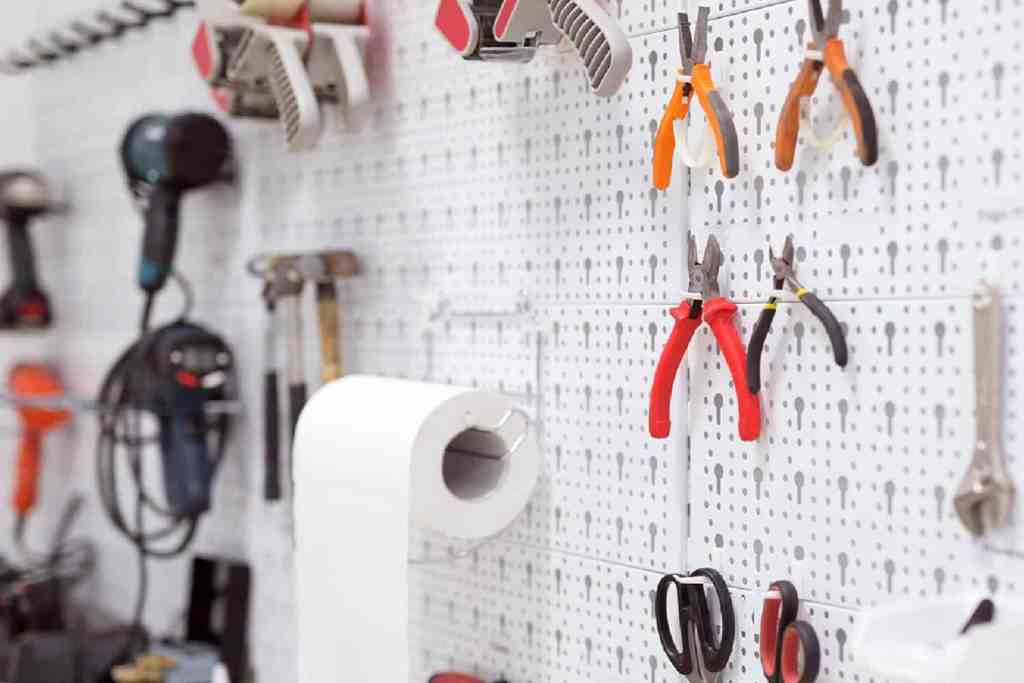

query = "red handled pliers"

[{"left": 649, "top": 234, "right": 761, "bottom": 442}]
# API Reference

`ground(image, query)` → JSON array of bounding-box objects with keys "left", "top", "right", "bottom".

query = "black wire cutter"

[{"left": 746, "top": 236, "right": 848, "bottom": 394}]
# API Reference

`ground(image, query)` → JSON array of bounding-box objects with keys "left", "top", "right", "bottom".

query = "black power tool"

[
  {"left": 0, "top": 171, "right": 62, "bottom": 328},
  {"left": 120, "top": 113, "right": 231, "bottom": 299},
  {"left": 139, "top": 322, "right": 234, "bottom": 517}
]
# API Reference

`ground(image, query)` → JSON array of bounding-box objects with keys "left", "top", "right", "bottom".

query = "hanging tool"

[
  {"left": 139, "top": 322, "right": 235, "bottom": 518},
  {"left": 746, "top": 236, "right": 847, "bottom": 394},
  {"left": 192, "top": 0, "right": 371, "bottom": 151},
  {"left": 248, "top": 250, "right": 358, "bottom": 499},
  {"left": 0, "top": 172, "right": 63, "bottom": 329},
  {"left": 655, "top": 568, "right": 735, "bottom": 682},
  {"left": 760, "top": 581, "right": 820, "bottom": 683},
  {"left": 435, "top": 0, "right": 559, "bottom": 62},
  {"left": 653, "top": 6, "right": 740, "bottom": 188},
  {"left": 120, "top": 112, "right": 232, "bottom": 305},
  {"left": 775, "top": 0, "right": 878, "bottom": 171},
  {"left": 260, "top": 274, "right": 283, "bottom": 501},
  {"left": 296, "top": 251, "right": 358, "bottom": 382},
  {"left": 649, "top": 234, "right": 761, "bottom": 441},
  {"left": 9, "top": 365, "right": 70, "bottom": 529},
  {"left": 546, "top": 0, "right": 632, "bottom": 97},
  {"left": 954, "top": 282, "right": 1014, "bottom": 536},
  {"left": 269, "top": 258, "right": 307, "bottom": 449}
]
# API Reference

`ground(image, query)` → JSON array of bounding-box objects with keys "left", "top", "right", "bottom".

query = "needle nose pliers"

[
  {"left": 746, "top": 236, "right": 848, "bottom": 395},
  {"left": 775, "top": 0, "right": 878, "bottom": 171},
  {"left": 649, "top": 234, "right": 761, "bottom": 442},
  {"left": 653, "top": 6, "right": 740, "bottom": 189}
]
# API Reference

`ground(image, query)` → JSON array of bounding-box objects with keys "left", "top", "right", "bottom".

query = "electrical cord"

[
  {"left": 3, "top": 497, "right": 96, "bottom": 604},
  {"left": 96, "top": 274, "right": 231, "bottom": 660}
]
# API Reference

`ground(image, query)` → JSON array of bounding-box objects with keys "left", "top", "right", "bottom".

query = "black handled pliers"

[{"left": 746, "top": 236, "right": 848, "bottom": 394}]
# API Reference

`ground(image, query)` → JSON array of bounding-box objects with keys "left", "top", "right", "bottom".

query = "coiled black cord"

[{"left": 95, "top": 279, "right": 230, "bottom": 658}]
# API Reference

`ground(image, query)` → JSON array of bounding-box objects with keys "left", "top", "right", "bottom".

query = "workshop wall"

[{"left": 0, "top": 0, "right": 1021, "bottom": 682}]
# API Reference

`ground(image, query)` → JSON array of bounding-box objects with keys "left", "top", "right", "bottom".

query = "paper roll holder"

[{"left": 443, "top": 407, "right": 531, "bottom": 461}]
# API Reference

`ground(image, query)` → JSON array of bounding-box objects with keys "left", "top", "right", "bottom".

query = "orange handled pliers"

[
  {"left": 653, "top": 7, "right": 740, "bottom": 189},
  {"left": 775, "top": 0, "right": 878, "bottom": 171},
  {"left": 649, "top": 234, "right": 761, "bottom": 442}
]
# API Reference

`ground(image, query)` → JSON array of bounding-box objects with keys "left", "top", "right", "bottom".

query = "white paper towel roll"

[{"left": 293, "top": 376, "right": 539, "bottom": 682}]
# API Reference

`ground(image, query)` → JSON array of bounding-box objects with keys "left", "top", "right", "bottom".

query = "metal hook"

[{"left": 447, "top": 408, "right": 532, "bottom": 461}]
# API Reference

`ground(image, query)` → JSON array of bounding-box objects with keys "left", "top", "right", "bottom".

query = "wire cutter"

[
  {"left": 746, "top": 236, "right": 848, "bottom": 394},
  {"left": 760, "top": 581, "right": 821, "bottom": 683},
  {"left": 653, "top": 6, "right": 740, "bottom": 189},
  {"left": 655, "top": 568, "right": 736, "bottom": 683},
  {"left": 649, "top": 234, "right": 761, "bottom": 441},
  {"left": 775, "top": 0, "right": 878, "bottom": 171}
]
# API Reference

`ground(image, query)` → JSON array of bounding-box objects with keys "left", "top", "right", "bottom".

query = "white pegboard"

[{"left": 0, "top": 0, "right": 1020, "bottom": 682}]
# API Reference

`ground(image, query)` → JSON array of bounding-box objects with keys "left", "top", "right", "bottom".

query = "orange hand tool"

[
  {"left": 653, "top": 6, "right": 740, "bottom": 189},
  {"left": 775, "top": 0, "right": 878, "bottom": 172},
  {"left": 10, "top": 364, "right": 70, "bottom": 520}
]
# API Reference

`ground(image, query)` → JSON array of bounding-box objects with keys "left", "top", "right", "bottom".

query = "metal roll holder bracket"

[{"left": 410, "top": 407, "right": 536, "bottom": 566}]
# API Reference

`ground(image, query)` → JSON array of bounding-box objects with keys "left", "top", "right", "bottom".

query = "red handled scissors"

[
  {"left": 649, "top": 234, "right": 761, "bottom": 441},
  {"left": 760, "top": 581, "right": 820, "bottom": 683}
]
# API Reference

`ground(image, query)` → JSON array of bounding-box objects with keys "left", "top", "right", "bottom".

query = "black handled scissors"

[{"left": 655, "top": 568, "right": 736, "bottom": 682}]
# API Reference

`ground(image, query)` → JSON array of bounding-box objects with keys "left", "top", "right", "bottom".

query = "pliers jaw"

[
  {"left": 807, "top": 0, "right": 843, "bottom": 50},
  {"left": 688, "top": 232, "right": 723, "bottom": 301},
  {"left": 677, "top": 6, "right": 709, "bottom": 74},
  {"left": 768, "top": 235, "right": 798, "bottom": 292}
]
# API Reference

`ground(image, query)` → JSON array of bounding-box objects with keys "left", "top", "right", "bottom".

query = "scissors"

[
  {"left": 760, "top": 581, "right": 820, "bottom": 683},
  {"left": 655, "top": 568, "right": 736, "bottom": 682}
]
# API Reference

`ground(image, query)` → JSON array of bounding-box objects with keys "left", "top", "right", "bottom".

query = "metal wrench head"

[
  {"left": 807, "top": 0, "right": 842, "bottom": 49},
  {"left": 954, "top": 463, "right": 1014, "bottom": 536}
]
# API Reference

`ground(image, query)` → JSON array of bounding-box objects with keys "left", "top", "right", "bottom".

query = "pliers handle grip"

[
  {"left": 649, "top": 303, "right": 702, "bottom": 438},
  {"left": 653, "top": 65, "right": 740, "bottom": 189},
  {"left": 746, "top": 289, "right": 848, "bottom": 394},
  {"left": 691, "top": 64, "right": 740, "bottom": 179},
  {"left": 653, "top": 80, "right": 693, "bottom": 190},
  {"left": 775, "top": 39, "right": 878, "bottom": 171},
  {"left": 649, "top": 300, "right": 761, "bottom": 441}
]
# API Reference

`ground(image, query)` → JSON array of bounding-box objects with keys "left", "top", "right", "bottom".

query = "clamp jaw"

[
  {"left": 435, "top": 0, "right": 559, "bottom": 62},
  {"left": 191, "top": 0, "right": 371, "bottom": 150}
]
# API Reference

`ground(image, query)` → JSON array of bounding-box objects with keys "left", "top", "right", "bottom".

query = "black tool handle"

[
  {"left": 263, "top": 370, "right": 281, "bottom": 501},
  {"left": 746, "top": 305, "right": 777, "bottom": 394},
  {"left": 783, "top": 621, "right": 821, "bottom": 683},
  {"left": 139, "top": 185, "right": 182, "bottom": 293},
  {"left": 654, "top": 574, "right": 696, "bottom": 676},
  {"left": 289, "top": 382, "right": 307, "bottom": 444},
  {"left": 689, "top": 567, "right": 735, "bottom": 673},
  {"left": 159, "top": 411, "right": 213, "bottom": 518},
  {"left": 799, "top": 291, "right": 848, "bottom": 368},
  {"left": 5, "top": 212, "right": 39, "bottom": 290}
]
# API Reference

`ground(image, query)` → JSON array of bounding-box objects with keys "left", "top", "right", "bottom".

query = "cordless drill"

[{"left": 0, "top": 171, "right": 62, "bottom": 328}]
